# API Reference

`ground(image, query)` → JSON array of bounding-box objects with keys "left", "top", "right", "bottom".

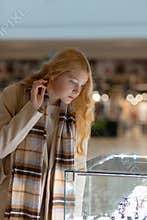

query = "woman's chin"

[{"left": 62, "top": 99, "right": 72, "bottom": 104}]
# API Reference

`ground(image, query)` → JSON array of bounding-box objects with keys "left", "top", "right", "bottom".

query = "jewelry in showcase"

[{"left": 112, "top": 186, "right": 147, "bottom": 220}]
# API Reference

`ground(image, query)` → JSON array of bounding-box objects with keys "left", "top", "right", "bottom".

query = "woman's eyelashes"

[
  {"left": 70, "top": 79, "right": 77, "bottom": 84},
  {"left": 69, "top": 79, "right": 78, "bottom": 87}
]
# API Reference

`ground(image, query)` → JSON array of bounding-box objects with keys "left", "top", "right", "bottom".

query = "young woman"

[{"left": 0, "top": 48, "right": 94, "bottom": 219}]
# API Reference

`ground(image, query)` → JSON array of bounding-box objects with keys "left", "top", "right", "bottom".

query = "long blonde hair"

[{"left": 20, "top": 48, "right": 95, "bottom": 154}]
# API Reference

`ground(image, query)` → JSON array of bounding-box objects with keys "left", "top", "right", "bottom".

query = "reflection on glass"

[{"left": 64, "top": 155, "right": 147, "bottom": 220}]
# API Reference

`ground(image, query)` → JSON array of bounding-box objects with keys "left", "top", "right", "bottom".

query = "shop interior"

[
  {"left": 1, "top": 40, "right": 147, "bottom": 159},
  {"left": 1, "top": 1, "right": 147, "bottom": 218},
  {"left": 1, "top": 40, "right": 147, "bottom": 219}
]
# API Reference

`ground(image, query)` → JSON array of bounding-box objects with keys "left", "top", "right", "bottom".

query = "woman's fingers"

[
  {"left": 31, "top": 79, "right": 48, "bottom": 110},
  {"left": 40, "top": 86, "right": 46, "bottom": 97}
]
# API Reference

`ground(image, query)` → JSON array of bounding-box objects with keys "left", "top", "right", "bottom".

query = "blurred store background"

[{"left": 1, "top": 0, "right": 147, "bottom": 159}]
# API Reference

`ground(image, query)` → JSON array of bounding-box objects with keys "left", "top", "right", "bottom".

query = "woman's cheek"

[
  {"left": 55, "top": 83, "right": 64, "bottom": 91},
  {"left": 56, "top": 85, "right": 68, "bottom": 95}
]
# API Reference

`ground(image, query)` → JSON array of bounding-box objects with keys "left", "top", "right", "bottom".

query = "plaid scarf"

[{"left": 4, "top": 92, "right": 76, "bottom": 220}]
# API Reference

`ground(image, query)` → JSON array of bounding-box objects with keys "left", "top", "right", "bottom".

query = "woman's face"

[{"left": 47, "top": 71, "right": 88, "bottom": 104}]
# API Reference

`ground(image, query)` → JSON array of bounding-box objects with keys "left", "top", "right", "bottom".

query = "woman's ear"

[
  {"left": 46, "top": 78, "right": 54, "bottom": 91},
  {"left": 47, "top": 77, "right": 53, "bottom": 86}
]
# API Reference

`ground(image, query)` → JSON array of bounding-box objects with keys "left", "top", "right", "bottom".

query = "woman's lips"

[{"left": 68, "top": 96, "right": 74, "bottom": 99}]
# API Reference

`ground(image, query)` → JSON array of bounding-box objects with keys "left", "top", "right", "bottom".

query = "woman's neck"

[
  {"left": 49, "top": 98, "right": 60, "bottom": 106},
  {"left": 47, "top": 88, "right": 60, "bottom": 106}
]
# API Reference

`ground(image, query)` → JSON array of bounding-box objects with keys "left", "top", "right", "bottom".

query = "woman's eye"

[{"left": 70, "top": 80, "right": 76, "bottom": 84}]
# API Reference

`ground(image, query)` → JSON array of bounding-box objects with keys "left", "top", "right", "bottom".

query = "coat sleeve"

[
  {"left": 74, "top": 138, "right": 88, "bottom": 170},
  {"left": 73, "top": 138, "right": 89, "bottom": 218},
  {"left": 0, "top": 84, "right": 43, "bottom": 159}
]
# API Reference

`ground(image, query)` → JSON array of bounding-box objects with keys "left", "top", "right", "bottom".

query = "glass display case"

[{"left": 64, "top": 154, "right": 147, "bottom": 220}]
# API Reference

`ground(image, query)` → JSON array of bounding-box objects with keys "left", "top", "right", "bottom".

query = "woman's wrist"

[{"left": 38, "top": 106, "right": 44, "bottom": 113}]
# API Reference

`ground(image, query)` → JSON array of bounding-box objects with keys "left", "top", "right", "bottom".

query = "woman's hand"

[{"left": 31, "top": 79, "right": 48, "bottom": 110}]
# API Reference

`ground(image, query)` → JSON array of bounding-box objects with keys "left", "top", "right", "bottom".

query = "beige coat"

[{"left": 0, "top": 83, "right": 88, "bottom": 219}]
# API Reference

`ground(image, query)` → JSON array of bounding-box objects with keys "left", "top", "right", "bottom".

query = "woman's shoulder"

[
  {"left": 0, "top": 82, "right": 28, "bottom": 114},
  {"left": 1, "top": 82, "right": 25, "bottom": 97}
]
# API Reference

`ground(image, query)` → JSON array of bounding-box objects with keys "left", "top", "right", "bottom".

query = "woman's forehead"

[
  {"left": 56, "top": 71, "right": 88, "bottom": 84},
  {"left": 68, "top": 71, "right": 88, "bottom": 80}
]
